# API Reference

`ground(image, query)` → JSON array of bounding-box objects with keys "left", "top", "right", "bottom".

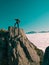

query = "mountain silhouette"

[{"left": 42, "top": 46, "right": 49, "bottom": 65}]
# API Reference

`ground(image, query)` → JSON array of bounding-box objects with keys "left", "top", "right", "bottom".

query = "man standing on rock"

[{"left": 14, "top": 19, "right": 20, "bottom": 36}]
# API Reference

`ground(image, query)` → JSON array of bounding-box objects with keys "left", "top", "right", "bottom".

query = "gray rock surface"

[{"left": 0, "top": 27, "right": 43, "bottom": 65}]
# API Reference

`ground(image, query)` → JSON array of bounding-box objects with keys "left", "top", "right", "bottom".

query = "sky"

[{"left": 0, "top": 0, "right": 49, "bottom": 32}]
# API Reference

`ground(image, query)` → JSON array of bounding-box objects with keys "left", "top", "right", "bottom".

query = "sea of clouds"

[{"left": 26, "top": 33, "right": 49, "bottom": 52}]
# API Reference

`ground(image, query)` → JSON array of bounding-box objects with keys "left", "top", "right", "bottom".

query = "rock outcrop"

[
  {"left": 0, "top": 26, "right": 43, "bottom": 65},
  {"left": 42, "top": 46, "right": 49, "bottom": 65}
]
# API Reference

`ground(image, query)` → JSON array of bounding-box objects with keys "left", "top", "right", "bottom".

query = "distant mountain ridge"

[
  {"left": 26, "top": 31, "right": 37, "bottom": 34},
  {"left": 39, "top": 31, "right": 49, "bottom": 33},
  {"left": 26, "top": 31, "right": 49, "bottom": 34}
]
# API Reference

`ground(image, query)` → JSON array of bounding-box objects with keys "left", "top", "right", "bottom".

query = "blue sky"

[{"left": 0, "top": 0, "right": 49, "bottom": 32}]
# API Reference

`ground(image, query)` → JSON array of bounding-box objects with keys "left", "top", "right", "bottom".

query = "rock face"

[
  {"left": 42, "top": 46, "right": 49, "bottom": 65},
  {"left": 0, "top": 27, "right": 43, "bottom": 65}
]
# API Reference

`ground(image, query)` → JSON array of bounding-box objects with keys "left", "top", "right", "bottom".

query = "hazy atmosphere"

[{"left": 0, "top": 0, "right": 49, "bottom": 32}]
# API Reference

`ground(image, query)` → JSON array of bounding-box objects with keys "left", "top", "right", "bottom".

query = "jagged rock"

[{"left": 0, "top": 27, "right": 44, "bottom": 65}]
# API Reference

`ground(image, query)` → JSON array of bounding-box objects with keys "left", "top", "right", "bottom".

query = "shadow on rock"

[{"left": 42, "top": 46, "right": 49, "bottom": 65}]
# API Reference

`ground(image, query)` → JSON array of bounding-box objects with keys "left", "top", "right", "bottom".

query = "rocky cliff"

[{"left": 0, "top": 27, "right": 43, "bottom": 65}]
